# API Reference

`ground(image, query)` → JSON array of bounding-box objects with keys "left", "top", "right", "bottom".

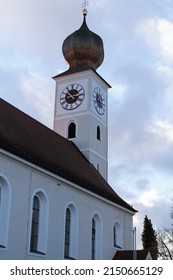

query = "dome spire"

[{"left": 62, "top": 1, "right": 104, "bottom": 72}]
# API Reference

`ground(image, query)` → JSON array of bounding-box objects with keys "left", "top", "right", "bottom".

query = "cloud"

[
  {"left": 147, "top": 120, "right": 173, "bottom": 144},
  {"left": 108, "top": 65, "right": 162, "bottom": 155},
  {"left": 138, "top": 188, "right": 161, "bottom": 208},
  {"left": 143, "top": 120, "right": 173, "bottom": 173},
  {"left": 0, "top": 68, "right": 23, "bottom": 105},
  {"left": 20, "top": 71, "right": 54, "bottom": 127},
  {"left": 135, "top": 178, "right": 150, "bottom": 191},
  {"left": 0, "top": 0, "right": 82, "bottom": 74},
  {"left": 91, "top": 0, "right": 107, "bottom": 8},
  {"left": 0, "top": 67, "right": 54, "bottom": 128},
  {"left": 137, "top": 17, "right": 173, "bottom": 62}
]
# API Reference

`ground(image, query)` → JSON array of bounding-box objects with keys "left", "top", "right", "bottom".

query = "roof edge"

[{"left": 52, "top": 67, "right": 111, "bottom": 88}]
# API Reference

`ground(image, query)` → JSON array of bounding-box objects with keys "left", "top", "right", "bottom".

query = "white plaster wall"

[
  {"left": 0, "top": 154, "right": 31, "bottom": 259},
  {"left": 0, "top": 151, "right": 134, "bottom": 260},
  {"left": 53, "top": 70, "right": 109, "bottom": 180}
]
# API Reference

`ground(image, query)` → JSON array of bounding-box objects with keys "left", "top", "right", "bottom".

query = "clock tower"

[{"left": 53, "top": 9, "right": 111, "bottom": 180}]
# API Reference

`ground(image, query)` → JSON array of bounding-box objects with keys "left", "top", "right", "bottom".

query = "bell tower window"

[
  {"left": 68, "top": 122, "right": 76, "bottom": 139},
  {"left": 97, "top": 163, "right": 100, "bottom": 172},
  {"left": 97, "top": 125, "right": 101, "bottom": 141}
]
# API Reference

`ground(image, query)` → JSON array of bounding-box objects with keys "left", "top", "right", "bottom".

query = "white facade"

[
  {"left": 53, "top": 70, "right": 110, "bottom": 180},
  {"left": 0, "top": 150, "right": 134, "bottom": 260}
]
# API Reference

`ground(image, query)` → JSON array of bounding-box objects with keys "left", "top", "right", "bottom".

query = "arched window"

[
  {"left": 64, "top": 204, "right": 78, "bottom": 259},
  {"left": 30, "top": 191, "right": 48, "bottom": 255},
  {"left": 91, "top": 213, "right": 102, "bottom": 259},
  {"left": 30, "top": 196, "right": 40, "bottom": 252},
  {"left": 113, "top": 225, "right": 117, "bottom": 247},
  {"left": 97, "top": 163, "right": 100, "bottom": 172},
  {"left": 0, "top": 176, "right": 11, "bottom": 249},
  {"left": 91, "top": 218, "right": 96, "bottom": 260},
  {"left": 113, "top": 221, "right": 122, "bottom": 249},
  {"left": 68, "top": 122, "right": 76, "bottom": 139},
  {"left": 97, "top": 125, "right": 101, "bottom": 141},
  {"left": 64, "top": 208, "right": 71, "bottom": 258}
]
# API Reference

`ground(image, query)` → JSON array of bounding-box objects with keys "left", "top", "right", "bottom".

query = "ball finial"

[
  {"left": 82, "top": 8, "right": 87, "bottom": 16},
  {"left": 82, "top": 0, "right": 88, "bottom": 16}
]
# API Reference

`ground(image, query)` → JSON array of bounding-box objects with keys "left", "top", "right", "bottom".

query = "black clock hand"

[{"left": 97, "top": 96, "right": 104, "bottom": 105}]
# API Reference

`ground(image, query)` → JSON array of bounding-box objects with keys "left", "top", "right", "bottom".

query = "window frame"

[
  {"left": 0, "top": 175, "right": 11, "bottom": 249},
  {"left": 91, "top": 213, "right": 102, "bottom": 260},
  {"left": 97, "top": 125, "right": 101, "bottom": 141},
  {"left": 113, "top": 221, "right": 122, "bottom": 249},
  {"left": 68, "top": 122, "right": 76, "bottom": 139},
  {"left": 64, "top": 203, "right": 78, "bottom": 260},
  {"left": 29, "top": 191, "right": 48, "bottom": 256}
]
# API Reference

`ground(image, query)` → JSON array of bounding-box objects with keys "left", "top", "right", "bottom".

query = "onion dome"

[{"left": 62, "top": 11, "right": 104, "bottom": 71}]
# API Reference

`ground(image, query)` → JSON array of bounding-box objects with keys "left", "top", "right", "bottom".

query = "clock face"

[
  {"left": 60, "top": 83, "right": 85, "bottom": 110},
  {"left": 93, "top": 87, "right": 105, "bottom": 115}
]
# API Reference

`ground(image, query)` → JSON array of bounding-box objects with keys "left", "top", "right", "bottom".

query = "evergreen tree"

[{"left": 141, "top": 215, "right": 158, "bottom": 259}]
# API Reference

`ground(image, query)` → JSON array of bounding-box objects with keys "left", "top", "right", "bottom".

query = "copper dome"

[{"left": 62, "top": 15, "right": 104, "bottom": 71}]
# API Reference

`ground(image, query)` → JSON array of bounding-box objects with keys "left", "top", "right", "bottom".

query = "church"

[{"left": 0, "top": 8, "right": 137, "bottom": 260}]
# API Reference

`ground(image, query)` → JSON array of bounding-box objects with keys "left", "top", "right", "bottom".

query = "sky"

[{"left": 1, "top": 0, "right": 173, "bottom": 249}]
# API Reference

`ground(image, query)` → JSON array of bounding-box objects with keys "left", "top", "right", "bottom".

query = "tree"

[
  {"left": 141, "top": 215, "right": 158, "bottom": 259},
  {"left": 157, "top": 202, "right": 173, "bottom": 260}
]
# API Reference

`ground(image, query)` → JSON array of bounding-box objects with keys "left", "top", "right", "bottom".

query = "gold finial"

[{"left": 82, "top": 0, "right": 89, "bottom": 16}]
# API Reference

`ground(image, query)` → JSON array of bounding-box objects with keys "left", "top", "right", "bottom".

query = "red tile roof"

[
  {"left": 113, "top": 250, "right": 152, "bottom": 260},
  {"left": 0, "top": 98, "right": 136, "bottom": 212}
]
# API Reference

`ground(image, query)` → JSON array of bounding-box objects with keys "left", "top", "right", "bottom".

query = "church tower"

[{"left": 53, "top": 8, "right": 111, "bottom": 180}]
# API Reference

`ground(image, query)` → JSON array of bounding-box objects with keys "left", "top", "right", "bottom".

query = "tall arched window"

[
  {"left": 91, "top": 218, "right": 96, "bottom": 260},
  {"left": 30, "top": 195, "right": 40, "bottom": 252},
  {"left": 113, "top": 225, "right": 117, "bottom": 247},
  {"left": 113, "top": 221, "right": 122, "bottom": 249},
  {"left": 30, "top": 191, "right": 48, "bottom": 255},
  {"left": 0, "top": 176, "right": 11, "bottom": 249},
  {"left": 97, "top": 125, "right": 101, "bottom": 141},
  {"left": 68, "top": 122, "right": 76, "bottom": 139},
  {"left": 91, "top": 213, "right": 102, "bottom": 259},
  {"left": 64, "top": 204, "right": 78, "bottom": 259},
  {"left": 64, "top": 208, "right": 71, "bottom": 258}
]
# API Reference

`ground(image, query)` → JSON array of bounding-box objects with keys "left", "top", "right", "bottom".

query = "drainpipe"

[{"left": 133, "top": 227, "right": 137, "bottom": 260}]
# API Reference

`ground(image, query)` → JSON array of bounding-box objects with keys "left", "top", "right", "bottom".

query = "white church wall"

[
  {"left": 0, "top": 151, "right": 134, "bottom": 260},
  {"left": 0, "top": 153, "right": 31, "bottom": 259}
]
